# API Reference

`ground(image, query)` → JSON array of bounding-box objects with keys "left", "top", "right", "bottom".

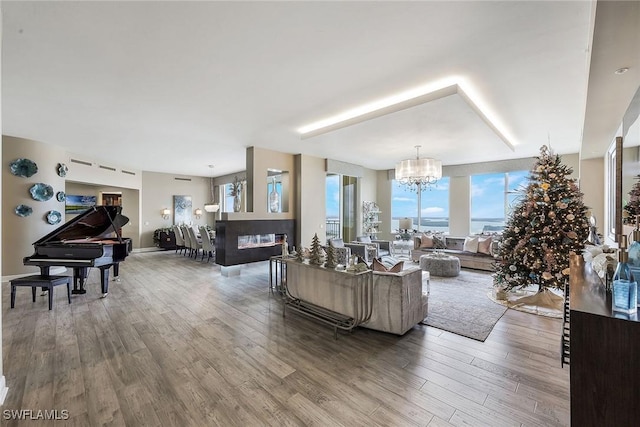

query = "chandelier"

[
  {"left": 203, "top": 174, "right": 220, "bottom": 213},
  {"left": 395, "top": 145, "right": 442, "bottom": 187}
]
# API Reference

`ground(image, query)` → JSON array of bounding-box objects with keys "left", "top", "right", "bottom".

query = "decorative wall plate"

[
  {"left": 15, "top": 204, "right": 33, "bottom": 217},
  {"left": 47, "top": 210, "right": 62, "bottom": 225},
  {"left": 9, "top": 158, "right": 38, "bottom": 178},
  {"left": 57, "top": 163, "right": 68, "bottom": 177},
  {"left": 56, "top": 191, "right": 66, "bottom": 202},
  {"left": 29, "top": 183, "right": 54, "bottom": 201}
]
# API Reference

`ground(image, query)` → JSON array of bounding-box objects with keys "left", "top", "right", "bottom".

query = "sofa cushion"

[
  {"left": 463, "top": 236, "right": 479, "bottom": 253},
  {"left": 419, "top": 233, "right": 434, "bottom": 248},
  {"left": 477, "top": 236, "right": 492, "bottom": 255},
  {"left": 433, "top": 236, "right": 447, "bottom": 249}
]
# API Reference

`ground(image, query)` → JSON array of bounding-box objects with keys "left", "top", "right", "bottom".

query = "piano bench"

[{"left": 10, "top": 275, "right": 72, "bottom": 311}]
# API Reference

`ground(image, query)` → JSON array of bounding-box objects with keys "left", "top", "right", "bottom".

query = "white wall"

[
  {"left": 140, "top": 171, "right": 210, "bottom": 248},
  {"left": 2, "top": 136, "right": 68, "bottom": 276},
  {"left": 295, "top": 154, "right": 326, "bottom": 247}
]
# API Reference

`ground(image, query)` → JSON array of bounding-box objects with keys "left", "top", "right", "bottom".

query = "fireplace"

[{"left": 215, "top": 219, "right": 295, "bottom": 266}]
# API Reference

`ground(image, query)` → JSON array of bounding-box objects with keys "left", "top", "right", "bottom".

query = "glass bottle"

[{"left": 612, "top": 235, "right": 638, "bottom": 314}]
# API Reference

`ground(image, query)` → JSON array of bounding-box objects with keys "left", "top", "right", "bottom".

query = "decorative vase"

[
  {"left": 233, "top": 194, "right": 241, "bottom": 212},
  {"left": 269, "top": 178, "right": 280, "bottom": 213}
]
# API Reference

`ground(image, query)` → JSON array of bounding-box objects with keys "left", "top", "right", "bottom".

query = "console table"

[
  {"left": 568, "top": 254, "right": 640, "bottom": 426},
  {"left": 282, "top": 260, "right": 373, "bottom": 338}
]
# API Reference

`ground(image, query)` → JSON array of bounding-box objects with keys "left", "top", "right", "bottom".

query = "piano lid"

[{"left": 33, "top": 205, "right": 130, "bottom": 245}]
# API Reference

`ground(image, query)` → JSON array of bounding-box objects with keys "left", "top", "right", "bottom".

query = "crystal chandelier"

[{"left": 395, "top": 145, "right": 442, "bottom": 187}]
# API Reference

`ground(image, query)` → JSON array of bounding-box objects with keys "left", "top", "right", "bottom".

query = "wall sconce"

[
  {"left": 194, "top": 208, "right": 203, "bottom": 219},
  {"left": 161, "top": 208, "right": 171, "bottom": 220}
]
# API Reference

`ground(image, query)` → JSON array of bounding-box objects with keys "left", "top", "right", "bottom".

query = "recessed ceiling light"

[{"left": 615, "top": 67, "right": 629, "bottom": 75}]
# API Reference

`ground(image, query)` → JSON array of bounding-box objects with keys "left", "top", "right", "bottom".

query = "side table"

[{"left": 392, "top": 240, "right": 414, "bottom": 258}]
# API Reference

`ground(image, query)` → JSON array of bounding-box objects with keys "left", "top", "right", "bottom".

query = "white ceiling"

[{"left": 1, "top": 1, "right": 635, "bottom": 178}]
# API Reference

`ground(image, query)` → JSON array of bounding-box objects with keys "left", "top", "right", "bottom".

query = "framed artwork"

[
  {"left": 174, "top": 195, "right": 192, "bottom": 225},
  {"left": 66, "top": 195, "right": 97, "bottom": 214}
]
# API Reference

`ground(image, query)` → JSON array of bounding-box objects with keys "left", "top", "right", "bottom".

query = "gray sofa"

[
  {"left": 362, "top": 267, "right": 429, "bottom": 335},
  {"left": 410, "top": 236, "right": 497, "bottom": 271}
]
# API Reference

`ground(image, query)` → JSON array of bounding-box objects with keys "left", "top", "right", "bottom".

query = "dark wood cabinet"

[
  {"left": 158, "top": 231, "right": 176, "bottom": 250},
  {"left": 569, "top": 254, "right": 640, "bottom": 427}
]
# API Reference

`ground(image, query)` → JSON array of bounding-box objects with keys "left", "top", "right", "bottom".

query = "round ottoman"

[{"left": 419, "top": 254, "right": 460, "bottom": 277}]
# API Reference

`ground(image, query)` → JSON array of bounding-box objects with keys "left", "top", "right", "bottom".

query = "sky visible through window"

[{"left": 327, "top": 171, "right": 529, "bottom": 234}]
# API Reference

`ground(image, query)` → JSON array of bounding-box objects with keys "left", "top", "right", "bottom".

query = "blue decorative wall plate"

[
  {"left": 29, "top": 183, "right": 54, "bottom": 201},
  {"left": 15, "top": 204, "right": 33, "bottom": 217},
  {"left": 47, "top": 210, "right": 62, "bottom": 225},
  {"left": 9, "top": 158, "right": 38, "bottom": 178},
  {"left": 57, "top": 163, "right": 68, "bottom": 177},
  {"left": 56, "top": 191, "right": 66, "bottom": 202}
]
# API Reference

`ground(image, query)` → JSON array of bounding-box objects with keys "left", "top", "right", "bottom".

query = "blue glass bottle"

[{"left": 612, "top": 235, "right": 638, "bottom": 314}]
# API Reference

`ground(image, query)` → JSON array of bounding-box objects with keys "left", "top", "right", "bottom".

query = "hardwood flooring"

[{"left": 1, "top": 251, "right": 570, "bottom": 426}]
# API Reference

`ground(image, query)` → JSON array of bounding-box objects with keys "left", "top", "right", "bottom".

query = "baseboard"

[
  {"left": 0, "top": 375, "right": 8, "bottom": 404},
  {"left": 134, "top": 247, "right": 165, "bottom": 253}
]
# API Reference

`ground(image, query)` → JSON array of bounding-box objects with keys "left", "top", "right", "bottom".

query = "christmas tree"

[
  {"left": 623, "top": 175, "right": 640, "bottom": 224},
  {"left": 309, "top": 233, "right": 324, "bottom": 266},
  {"left": 494, "top": 146, "right": 590, "bottom": 309},
  {"left": 324, "top": 244, "right": 337, "bottom": 269}
]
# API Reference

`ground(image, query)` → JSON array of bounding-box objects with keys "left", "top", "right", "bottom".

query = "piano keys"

[{"left": 23, "top": 205, "right": 132, "bottom": 297}]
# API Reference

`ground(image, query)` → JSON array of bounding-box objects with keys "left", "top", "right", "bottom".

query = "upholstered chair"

[
  {"left": 172, "top": 225, "right": 186, "bottom": 255},
  {"left": 198, "top": 225, "right": 215, "bottom": 262},
  {"left": 356, "top": 235, "right": 391, "bottom": 258}
]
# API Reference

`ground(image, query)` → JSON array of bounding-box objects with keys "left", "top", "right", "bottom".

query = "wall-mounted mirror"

[
  {"left": 620, "top": 86, "right": 640, "bottom": 240},
  {"left": 267, "top": 169, "right": 289, "bottom": 213}
]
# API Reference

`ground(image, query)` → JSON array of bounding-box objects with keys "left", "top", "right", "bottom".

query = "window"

[
  {"left": 326, "top": 174, "right": 340, "bottom": 240},
  {"left": 470, "top": 171, "right": 527, "bottom": 234},
  {"left": 391, "top": 178, "right": 450, "bottom": 233}
]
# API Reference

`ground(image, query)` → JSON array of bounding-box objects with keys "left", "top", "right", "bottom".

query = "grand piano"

[{"left": 24, "top": 205, "right": 132, "bottom": 297}]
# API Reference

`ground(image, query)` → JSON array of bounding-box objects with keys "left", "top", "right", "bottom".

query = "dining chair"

[
  {"left": 199, "top": 226, "right": 215, "bottom": 262},
  {"left": 187, "top": 226, "right": 203, "bottom": 259},
  {"left": 180, "top": 225, "right": 192, "bottom": 257},
  {"left": 172, "top": 225, "right": 186, "bottom": 255}
]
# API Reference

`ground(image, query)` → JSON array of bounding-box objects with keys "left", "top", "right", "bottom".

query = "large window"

[
  {"left": 326, "top": 174, "right": 340, "bottom": 240},
  {"left": 391, "top": 178, "right": 450, "bottom": 233},
  {"left": 470, "top": 171, "right": 527, "bottom": 234}
]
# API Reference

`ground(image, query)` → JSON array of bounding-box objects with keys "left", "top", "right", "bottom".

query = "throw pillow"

[
  {"left": 463, "top": 236, "right": 479, "bottom": 253},
  {"left": 432, "top": 236, "right": 446, "bottom": 249},
  {"left": 372, "top": 257, "right": 404, "bottom": 273},
  {"left": 477, "top": 236, "right": 492, "bottom": 255},
  {"left": 357, "top": 236, "right": 372, "bottom": 243},
  {"left": 420, "top": 233, "right": 433, "bottom": 248}
]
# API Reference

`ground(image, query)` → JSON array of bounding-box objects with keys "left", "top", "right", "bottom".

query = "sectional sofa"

[{"left": 410, "top": 235, "right": 497, "bottom": 272}]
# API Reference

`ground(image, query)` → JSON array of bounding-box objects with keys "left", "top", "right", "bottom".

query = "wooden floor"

[{"left": 1, "top": 251, "right": 570, "bottom": 426}]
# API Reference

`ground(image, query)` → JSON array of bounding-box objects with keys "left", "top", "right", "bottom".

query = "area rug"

[{"left": 422, "top": 270, "right": 507, "bottom": 341}]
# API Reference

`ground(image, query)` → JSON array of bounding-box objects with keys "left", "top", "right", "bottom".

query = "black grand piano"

[{"left": 24, "top": 205, "right": 132, "bottom": 297}]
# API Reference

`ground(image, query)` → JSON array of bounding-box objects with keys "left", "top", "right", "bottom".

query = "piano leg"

[
  {"left": 40, "top": 266, "right": 51, "bottom": 295},
  {"left": 99, "top": 265, "right": 111, "bottom": 298},
  {"left": 113, "top": 262, "right": 121, "bottom": 282},
  {"left": 72, "top": 267, "right": 88, "bottom": 294}
]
